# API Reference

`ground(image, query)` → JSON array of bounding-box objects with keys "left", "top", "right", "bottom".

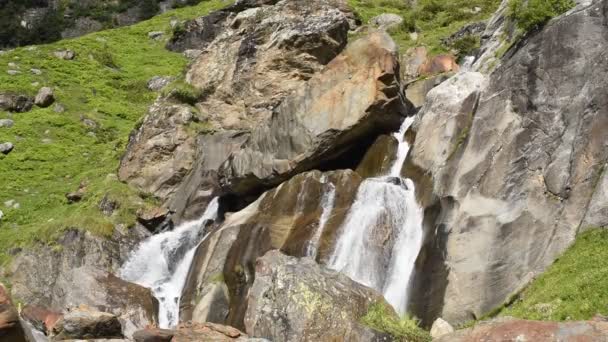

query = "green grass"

[
  {"left": 347, "top": 0, "right": 501, "bottom": 54},
  {"left": 498, "top": 228, "right": 608, "bottom": 321},
  {"left": 0, "top": 0, "right": 230, "bottom": 265},
  {"left": 508, "top": 0, "right": 575, "bottom": 33},
  {"left": 361, "top": 302, "right": 431, "bottom": 342}
]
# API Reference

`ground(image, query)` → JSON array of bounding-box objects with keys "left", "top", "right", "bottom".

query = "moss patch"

[
  {"left": 361, "top": 302, "right": 431, "bottom": 342},
  {"left": 0, "top": 0, "right": 230, "bottom": 265}
]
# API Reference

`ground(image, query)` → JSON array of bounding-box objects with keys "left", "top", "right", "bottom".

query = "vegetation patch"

[
  {"left": 508, "top": 0, "right": 575, "bottom": 32},
  {"left": 498, "top": 228, "right": 608, "bottom": 320},
  {"left": 347, "top": 0, "right": 501, "bottom": 54},
  {"left": 361, "top": 302, "right": 431, "bottom": 342},
  {"left": 0, "top": 0, "right": 229, "bottom": 265}
]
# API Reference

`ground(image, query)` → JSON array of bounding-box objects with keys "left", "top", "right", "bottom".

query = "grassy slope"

[
  {"left": 347, "top": 0, "right": 501, "bottom": 54},
  {"left": 498, "top": 228, "right": 608, "bottom": 321},
  {"left": 0, "top": 0, "right": 229, "bottom": 265}
]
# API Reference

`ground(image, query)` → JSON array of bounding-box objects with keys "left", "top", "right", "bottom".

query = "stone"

[
  {"left": 0, "top": 142, "right": 14, "bottom": 155},
  {"left": 172, "top": 322, "right": 252, "bottom": 341},
  {"left": 21, "top": 305, "right": 62, "bottom": 335},
  {"left": 30, "top": 68, "right": 42, "bottom": 75},
  {"left": 404, "top": 73, "right": 451, "bottom": 108},
  {"left": 244, "top": 250, "right": 392, "bottom": 341},
  {"left": 180, "top": 170, "right": 363, "bottom": 327},
  {"left": 418, "top": 54, "right": 459, "bottom": 76},
  {"left": 9, "top": 228, "right": 156, "bottom": 339},
  {"left": 147, "top": 76, "right": 173, "bottom": 91},
  {"left": 0, "top": 283, "right": 27, "bottom": 342},
  {"left": 8, "top": 62, "right": 18, "bottom": 69},
  {"left": 7, "top": 70, "right": 20, "bottom": 75},
  {"left": 136, "top": 206, "right": 171, "bottom": 232},
  {"left": 436, "top": 318, "right": 608, "bottom": 342},
  {"left": 406, "top": 0, "right": 608, "bottom": 325},
  {"left": 0, "top": 210, "right": 3, "bottom": 222},
  {"left": 0, "top": 93, "right": 34, "bottom": 112},
  {"left": 66, "top": 191, "right": 84, "bottom": 203},
  {"left": 183, "top": 49, "right": 202, "bottom": 60},
  {"left": 50, "top": 308, "right": 123, "bottom": 340},
  {"left": 148, "top": 31, "right": 164, "bottom": 40},
  {"left": 430, "top": 318, "right": 454, "bottom": 339},
  {"left": 54, "top": 49, "right": 76, "bottom": 60},
  {"left": 0, "top": 119, "right": 14, "bottom": 128},
  {"left": 54, "top": 103, "right": 65, "bottom": 113},
  {"left": 369, "top": 13, "right": 404, "bottom": 30},
  {"left": 98, "top": 194, "right": 119, "bottom": 216},
  {"left": 218, "top": 31, "right": 410, "bottom": 196},
  {"left": 133, "top": 327, "right": 174, "bottom": 342},
  {"left": 35, "top": 87, "right": 55, "bottom": 107}
]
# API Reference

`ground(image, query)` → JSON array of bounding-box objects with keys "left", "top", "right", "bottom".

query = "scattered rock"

[
  {"left": 50, "top": 308, "right": 123, "bottom": 340},
  {"left": 4, "top": 200, "right": 19, "bottom": 209},
  {"left": 53, "top": 103, "right": 65, "bottom": 113},
  {"left": 8, "top": 62, "right": 18, "bottom": 69},
  {"left": 21, "top": 305, "right": 62, "bottom": 335},
  {"left": 148, "top": 31, "right": 164, "bottom": 40},
  {"left": 0, "top": 142, "right": 14, "bottom": 155},
  {"left": 98, "top": 194, "right": 119, "bottom": 216},
  {"left": 370, "top": 13, "right": 404, "bottom": 30},
  {"left": 133, "top": 327, "right": 174, "bottom": 342},
  {"left": 183, "top": 49, "right": 202, "bottom": 60},
  {"left": 0, "top": 210, "right": 3, "bottom": 222},
  {"left": 0, "top": 119, "right": 14, "bottom": 128},
  {"left": 136, "top": 206, "right": 171, "bottom": 232},
  {"left": 431, "top": 318, "right": 454, "bottom": 339},
  {"left": 245, "top": 250, "right": 393, "bottom": 341},
  {"left": 66, "top": 181, "right": 87, "bottom": 203},
  {"left": 7, "top": 70, "right": 20, "bottom": 75},
  {"left": 81, "top": 116, "right": 98, "bottom": 129},
  {"left": 436, "top": 318, "right": 608, "bottom": 342},
  {"left": 35, "top": 87, "right": 55, "bottom": 108},
  {"left": 30, "top": 68, "right": 42, "bottom": 75},
  {"left": 54, "top": 49, "right": 76, "bottom": 60},
  {"left": 0, "top": 93, "right": 33, "bottom": 112},
  {"left": 147, "top": 76, "right": 173, "bottom": 91},
  {"left": 0, "top": 283, "right": 27, "bottom": 342}
]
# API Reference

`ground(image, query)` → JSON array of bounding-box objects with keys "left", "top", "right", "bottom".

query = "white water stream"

[
  {"left": 304, "top": 176, "right": 337, "bottom": 259},
  {"left": 119, "top": 197, "right": 219, "bottom": 328},
  {"left": 329, "top": 116, "right": 424, "bottom": 315}
]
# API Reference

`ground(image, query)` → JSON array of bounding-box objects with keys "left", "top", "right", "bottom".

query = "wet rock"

[
  {"left": 218, "top": 31, "right": 410, "bottom": 196},
  {"left": 180, "top": 170, "right": 363, "bottom": 328},
  {"left": 54, "top": 49, "right": 76, "bottom": 60},
  {"left": 21, "top": 305, "right": 62, "bottom": 335},
  {"left": 245, "top": 250, "right": 392, "bottom": 341},
  {"left": 0, "top": 142, "right": 14, "bottom": 155},
  {"left": 430, "top": 318, "right": 454, "bottom": 339},
  {"left": 35, "top": 87, "right": 55, "bottom": 108},
  {"left": 407, "top": 0, "right": 608, "bottom": 325},
  {"left": 9, "top": 227, "right": 155, "bottom": 339},
  {"left": 356, "top": 134, "right": 399, "bottom": 178},
  {"left": 436, "top": 318, "right": 608, "bottom": 342},
  {"left": 147, "top": 76, "right": 173, "bottom": 91},
  {"left": 50, "top": 308, "right": 123, "bottom": 340},
  {"left": 0, "top": 93, "right": 34, "bottom": 112},
  {"left": 136, "top": 206, "right": 172, "bottom": 232},
  {"left": 0, "top": 119, "right": 13, "bottom": 128},
  {"left": 0, "top": 283, "right": 27, "bottom": 342},
  {"left": 370, "top": 13, "right": 404, "bottom": 30}
]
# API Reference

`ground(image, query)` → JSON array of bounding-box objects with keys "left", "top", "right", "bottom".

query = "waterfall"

[
  {"left": 119, "top": 197, "right": 220, "bottom": 328},
  {"left": 304, "top": 176, "right": 336, "bottom": 259},
  {"left": 329, "top": 116, "right": 424, "bottom": 315}
]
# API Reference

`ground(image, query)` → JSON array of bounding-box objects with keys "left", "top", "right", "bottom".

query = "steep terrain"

[{"left": 1, "top": 0, "right": 607, "bottom": 341}]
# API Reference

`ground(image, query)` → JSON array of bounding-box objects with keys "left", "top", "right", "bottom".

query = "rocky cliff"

[{"left": 2, "top": 0, "right": 608, "bottom": 341}]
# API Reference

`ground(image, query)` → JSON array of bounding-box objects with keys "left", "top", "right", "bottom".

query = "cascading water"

[
  {"left": 119, "top": 197, "right": 219, "bottom": 328},
  {"left": 304, "top": 176, "right": 336, "bottom": 259},
  {"left": 329, "top": 116, "right": 424, "bottom": 315}
]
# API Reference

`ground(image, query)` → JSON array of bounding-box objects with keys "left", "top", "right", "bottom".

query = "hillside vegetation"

[{"left": 0, "top": 0, "right": 228, "bottom": 265}]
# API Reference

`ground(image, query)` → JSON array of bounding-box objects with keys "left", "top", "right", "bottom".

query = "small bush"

[
  {"left": 508, "top": 0, "right": 575, "bottom": 32},
  {"left": 164, "top": 80, "right": 202, "bottom": 105},
  {"left": 361, "top": 303, "right": 431, "bottom": 342},
  {"left": 93, "top": 44, "right": 119, "bottom": 69},
  {"left": 451, "top": 35, "right": 480, "bottom": 61}
]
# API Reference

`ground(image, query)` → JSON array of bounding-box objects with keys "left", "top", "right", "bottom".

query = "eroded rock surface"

[
  {"left": 244, "top": 250, "right": 391, "bottom": 342},
  {"left": 407, "top": 0, "right": 608, "bottom": 324},
  {"left": 0, "top": 283, "right": 26, "bottom": 342}
]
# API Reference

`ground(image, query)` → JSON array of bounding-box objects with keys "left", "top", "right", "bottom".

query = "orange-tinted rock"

[
  {"left": 21, "top": 305, "right": 62, "bottom": 334},
  {"left": 0, "top": 284, "right": 27, "bottom": 342},
  {"left": 172, "top": 322, "right": 246, "bottom": 341},
  {"left": 419, "top": 54, "right": 459, "bottom": 76},
  {"left": 436, "top": 318, "right": 608, "bottom": 342}
]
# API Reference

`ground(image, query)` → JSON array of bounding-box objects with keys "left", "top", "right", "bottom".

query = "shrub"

[
  {"left": 361, "top": 303, "right": 431, "bottom": 342},
  {"left": 451, "top": 35, "right": 480, "bottom": 61},
  {"left": 93, "top": 44, "right": 119, "bottom": 69},
  {"left": 508, "top": 0, "right": 575, "bottom": 32},
  {"left": 164, "top": 80, "right": 202, "bottom": 105}
]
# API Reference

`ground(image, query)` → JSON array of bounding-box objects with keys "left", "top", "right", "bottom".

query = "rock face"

[
  {"left": 244, "top": 250, "right": 391, "bottom": 342},
  {"left": 436, "top": 318, "right": 608, "bottom": 342},
  {"left": 0, "top": 283, "right": 26, "bottom": 342},
  {"left": 218, "top": 31, "right": 408, "bottom": 196},
  {"left": 407, "top": 0, "right": 608, "bottom": 324},
  {"left": 9, "top": 227, "right": 158, "bottom": 338},
  {"left": 180, "top": 169, "right": 362, "bottom": 328},
  {"left": 51, "top": 308, "right": 123, "bottom": 340},
  {"left": 0, "top": 93, "right": 34, "bottom": 112}
]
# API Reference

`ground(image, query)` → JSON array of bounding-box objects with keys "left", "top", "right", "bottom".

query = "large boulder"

[
  {"left": 218, "top": 31, "right": 409, "bottom": 196},
  {"left": 406, "top": 0, "right": 608, "bottom": 324},
  {"left": 9, "top": 227, "right": 158, "bottom": 338},
  {"left": 436, "top": 318, "right": 608, "bottom": 342},
  {"left": 180, "top": 169, "right": 362, "bottom": 328},
  {"left": 244, "top": 250, "right": 391, "bottom": 341},
  {"left": 0, "top": 93, "right": 33, "bottom": 112},
  {"left": 50, "top": 307, "right": 123, "bottom": 340},
  {"left": 34, "top": 87, "right": 55, "bottom": 108},
  {"left": 0, "top": 283, "right": 26, "bottom": 342}
]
